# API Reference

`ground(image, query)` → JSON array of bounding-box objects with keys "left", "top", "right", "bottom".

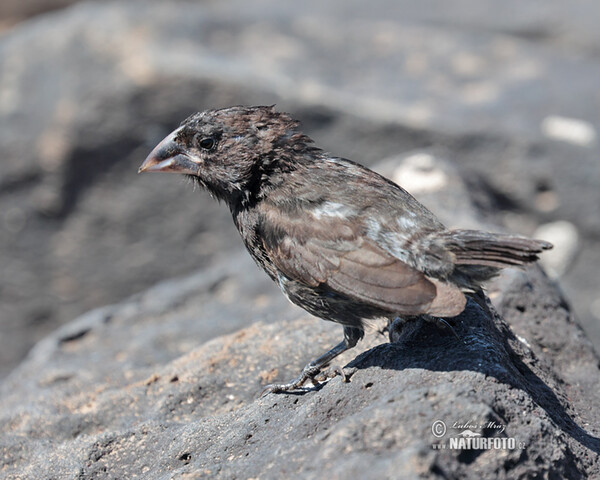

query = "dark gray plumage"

[{"left": 139, "top": 106, "right": 552, "bottom": 394}]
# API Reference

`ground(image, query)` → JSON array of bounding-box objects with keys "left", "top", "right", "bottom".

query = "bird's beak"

[{"left": 138, "top": 129, "right": 200, "bottom": 175}]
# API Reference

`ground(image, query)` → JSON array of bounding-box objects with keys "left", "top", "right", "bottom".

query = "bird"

[{"left": 138, "top": 105, "right": 552, "bottom": 394}]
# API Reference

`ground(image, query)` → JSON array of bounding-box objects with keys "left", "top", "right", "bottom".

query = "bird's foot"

[
  {"left": 260, "top": 365, "right": 356, "bottom": 397},
  {"left": 260, "top": 332, "right": 361, "bottom": 396},
  {"left": 312, "top": 365, "right": 357, "bottom": 384},
  {"left": 260, "top": 364, "right": 321, "bottom": 397},
  {"left": 433, "top": 317, "right": 465, "bottom": 344}
]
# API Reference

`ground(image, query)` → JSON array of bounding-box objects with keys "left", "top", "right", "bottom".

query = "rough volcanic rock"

[
  {"left": 1, "top": 154, "right": 598, "bottom": 479},
  {"left": 1, "top": 0, "right": 599, "bottom": 395}
]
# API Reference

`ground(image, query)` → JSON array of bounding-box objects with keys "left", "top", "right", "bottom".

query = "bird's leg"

[{"left": 260, "top": 326, "right": 363, "bottom": 396}]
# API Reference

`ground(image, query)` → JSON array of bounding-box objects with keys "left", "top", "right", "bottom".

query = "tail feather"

[{"left": 441, "top": 229, "right": 552, "bottom": 269}]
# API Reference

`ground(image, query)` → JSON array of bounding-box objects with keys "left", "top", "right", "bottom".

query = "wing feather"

[{"left": 260, "top": 209, "right": 464, "bottom": 315}]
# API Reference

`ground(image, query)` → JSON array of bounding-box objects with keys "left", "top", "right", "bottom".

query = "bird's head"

[{"left": 138, "top": 105, "right": 311, "bottom": 204}]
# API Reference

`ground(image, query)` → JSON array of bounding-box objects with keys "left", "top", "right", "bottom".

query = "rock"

[
  {"left": 541, "top": 116, "right": 597, "bottom": 147},
  {"left": 534, "top": 220, "right": 580, "bottom": 278},
  {"left": 1, "top": 0, "right": 599, "bottom": 391},
  {"left": 1, "top": 154, "right": 599, "bottom": 478}
]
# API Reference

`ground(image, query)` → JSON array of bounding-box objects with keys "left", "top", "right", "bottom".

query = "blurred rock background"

[{"left": 1, "top": 0, "right": 599, "bottom": 379}]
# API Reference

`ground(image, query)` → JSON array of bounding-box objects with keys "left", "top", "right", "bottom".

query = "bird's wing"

[{"left": 258, "top": 206, "right": 465, "bottom": 316}]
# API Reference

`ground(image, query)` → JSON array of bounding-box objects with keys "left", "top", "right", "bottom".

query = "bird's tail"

[{"left": 440, "top": 229, "right": 552, "bottom": 269}]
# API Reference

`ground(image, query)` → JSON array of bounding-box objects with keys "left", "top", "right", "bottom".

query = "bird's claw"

[
  {"left": 260, "top": 365, "right": 356, "bottom": 397},
  {"left": 260, "top": 365, "right": 320, "bottom": 397},
  {"left": 312, "top": 365, "right": 357, "bottom": 384},
  {"left": 435, "top": 318, "right": 466, "bottom": 345}
]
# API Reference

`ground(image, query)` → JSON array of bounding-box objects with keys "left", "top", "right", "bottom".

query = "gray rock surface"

[
  {"left": 1, "top": 155, "right": 598, "bottom": 478},
  {"left": 1, "top": 0, "right": 599, "bottom": 379}
]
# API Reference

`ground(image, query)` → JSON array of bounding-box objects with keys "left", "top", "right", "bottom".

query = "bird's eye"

[{"left": 199, "top": 137, "right": 215, "bottom": 150}]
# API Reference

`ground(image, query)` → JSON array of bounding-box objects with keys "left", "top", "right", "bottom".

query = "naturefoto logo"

[{"left": 431, "top": 420, "right": 526, "bottom": 450}]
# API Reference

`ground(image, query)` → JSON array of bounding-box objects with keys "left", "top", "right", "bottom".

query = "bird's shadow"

[{"left": 346, "top": 296, "right": 600, "bottom": 456}]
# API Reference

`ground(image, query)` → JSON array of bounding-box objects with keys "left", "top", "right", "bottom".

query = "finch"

[{"left": 139, "top": 106, "right": 551, "bottom": 394}]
